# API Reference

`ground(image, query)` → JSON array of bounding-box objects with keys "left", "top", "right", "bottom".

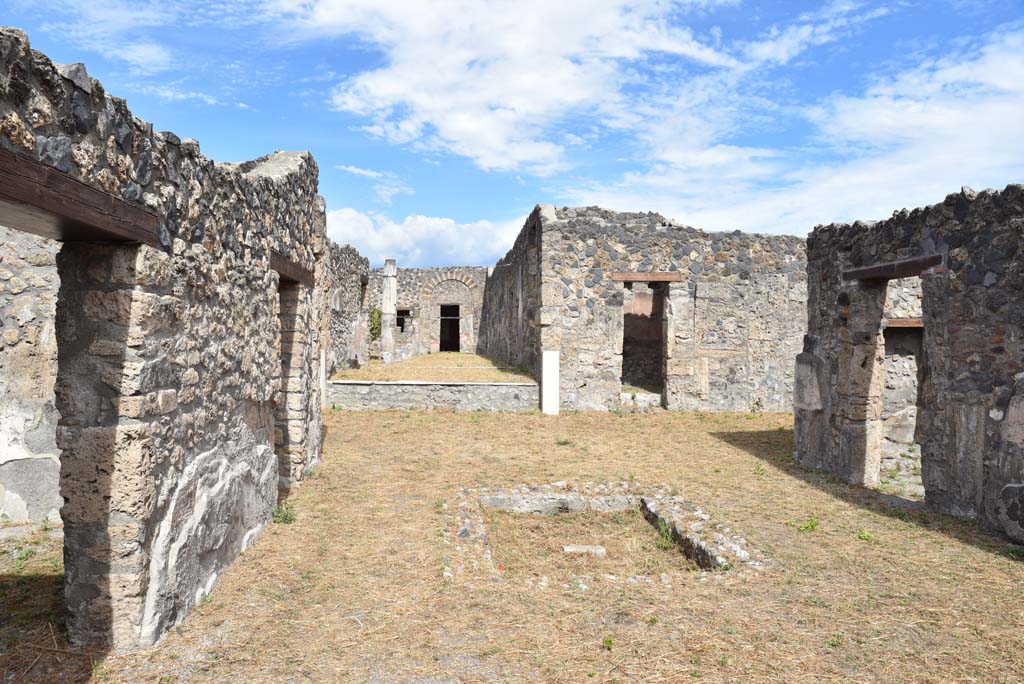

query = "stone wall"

[
  {"left": 794, "top": 185, "right": 1024, "bottom": 542},
  {"left": 482, "top": 205, "right": 807, "bottom": 411},
  {"left": 880, "top": 328, "right": 923, "bottom": 471},
  {"left": 323, "top": 241, "right": 369, "bottom": 372},
  {"left": 0, "top": 225, "right": 61, "bottom": 522},
  {"left": 478, "top": 209, "right": 545, "bottom": 379},
  {"left": 326, "top": 380, "right": 538, "bottom": 412},
  {"left": 364, "top": 265, "right": 488, "bottom": 360},
  {"left": 885, "top": 277, "right": 923, "bottom": 319},
  {"left": 0, "top": 27, "right": 327, "bottom": 649}
]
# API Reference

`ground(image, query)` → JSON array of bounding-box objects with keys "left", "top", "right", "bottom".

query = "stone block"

[{"left": 563, "top": 544, "right": 606, "bottom": 558}]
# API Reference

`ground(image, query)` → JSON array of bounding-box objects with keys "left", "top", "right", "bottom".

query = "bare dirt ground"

[
  {"left": 331, "top": 353, "right": 534, "bottom": 383},
  {"left": 3, "top": 410, "right": 1024, "bottom": 683}
]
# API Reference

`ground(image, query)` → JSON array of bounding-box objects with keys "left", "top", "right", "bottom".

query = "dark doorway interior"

[
  {"left": 440, "top": 304, "right": 460, "bottom": 352},
  {"left": 621, "top": 282, "right": 667, "bottom": 392},
  {"left": 397, "top": 308, "right": 411, "bottom": 333}
]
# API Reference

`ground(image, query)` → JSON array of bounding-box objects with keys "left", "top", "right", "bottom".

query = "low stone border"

[
  {"left": 443, "top": 481, "right": 765, "bottom": 585},
  {"left": 326, "top": 380, "right": 539, "bottom": 412}
]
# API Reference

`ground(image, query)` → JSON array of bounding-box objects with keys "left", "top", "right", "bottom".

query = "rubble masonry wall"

[
  {"left": 794, "top": 185, "right": 1024, "bottom": 542},
  {"left": 482, "top": 205, "right": 807, "bottom": 411},
  {"left": 0, "top": 26, "right": 329, "bottom": 649}
]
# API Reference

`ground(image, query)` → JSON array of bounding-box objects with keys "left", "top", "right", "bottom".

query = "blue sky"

[{"left": 6, "top": 1, "right": 1023, "bottom": 266}]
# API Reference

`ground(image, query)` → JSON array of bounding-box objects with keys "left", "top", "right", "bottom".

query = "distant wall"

[
  {"left": 485, "top": 206, "right": 807, "bottom": 411},
  {"left": 365, "top": 265, "right": 488, "bottom": 360},
  {"left": 478, "top": 209, "right": 545, "bottom": 379},
  {"left": 323, "top": 242, "right": 369, "bottom": 372},
  {"left": 0, "top": 225, "right": 61, "bottom": 522},
  {"left": 326, "top": 380, "right": 538, "bottom": 412}
]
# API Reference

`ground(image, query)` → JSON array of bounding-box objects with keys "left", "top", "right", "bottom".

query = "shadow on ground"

[
  {"left": 0, "top": 571, "right": 100, "bottom": 683},
  {"left": 712, "top": 428, "right": 1024, "bottom": 561}
]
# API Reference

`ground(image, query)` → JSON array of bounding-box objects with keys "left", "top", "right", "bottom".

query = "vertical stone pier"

[{"left": 381, "top": 259, "right": 398, "bottom": 363}]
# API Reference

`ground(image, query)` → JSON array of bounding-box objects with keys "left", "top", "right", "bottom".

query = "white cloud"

[
  {"left": 265, "top": 0, "right": 739, "bottom": 174},
  {"left": 564, "top": 26, "right": 1024, "bottom": 234},
  {"left": 742, "top": 1, "right": 892, "bottom": 66},
  {"left": 336, "top": 164, "right": 414, "bottom": 204},
  {"left": 326, "top": 208, "right": 524, "bottom": 267},
  {"left": 336, "top": 164, "right": 386, "bottom": 179},
  {"left": 119, "top": 41, "right": 175, "bottom": 74},
  {"left": 137, "top": 83, "right": 220, "bottom": 105}
]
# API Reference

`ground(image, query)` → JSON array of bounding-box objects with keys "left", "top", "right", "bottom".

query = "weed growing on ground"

[
  {"left": 754, "top": 464, "right": 766, "bottom": 476},
  {"left": 555, "top": 438, "right": 572, "bottom": 446},
  {"left": 601, "top": 636, "right": 613, "bottom": 651},
  {"left": 856, "top": 529, "right": 876, "bottom": 541},
  {"left": 1005, "top": 545, "right": 1024, "bottom": 560},
  {"left": 826, "top": 633, "right": 844, "bottom": 648},
  {"left": 13, "top": 546, "right": 35, "bottom": 572},
  {"left": 656, "top": 520, "right": 676, "bottom": 550},
  {"left": 788, "top": 516, "right": 818, "bottom": 532},
  {"left": 272, "top": 503, "right": 297, "bottom": 524}
]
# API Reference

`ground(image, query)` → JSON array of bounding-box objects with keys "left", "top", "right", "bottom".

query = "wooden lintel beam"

[
  {"left": 271, "top": 251, "right": 315, "bottom": 287},
  {"left": 842, "top": 254, "right": 943, "bottom": 282},
  {"left": 883, "top": 318, "right": 924, "bottom": 329},
  {"left": 610, "top": 271, "right": 683, "bottom": 282},
  {"left": 0, "top": 146, "right": 159, "bottom": 247}
]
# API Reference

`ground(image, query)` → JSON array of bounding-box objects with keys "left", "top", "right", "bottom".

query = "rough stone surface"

[
  {"left": 480, "top": 206, "right": 807, "bottom": 411},
  {"left": 326, "top": 380, "right": 538, "bottom": 412},
  {"left": 0, "top": 27, "right": 328, "bottom": 650},
  {"left": 323, "top": 242, "right": 369, "bottom": 372},
  {"left": 0, "top": 225, "right": 61, "bottom": 522},
  {"left": 794, "top": 185, "right": 1024, "bottom": 541},
  {"left": 363, "top": 265, "right": 489, "bottom": 361}
]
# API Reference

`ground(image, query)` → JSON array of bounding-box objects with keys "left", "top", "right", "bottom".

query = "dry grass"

[
  {"left": 484, "top": 508, "right": 699, "bottom": 580},
  {"left": 332, "top": 352, "right": 535, "bottom": 383},
  {"left": 5, "top": 409, "right": 1024, "bottom": 683}
]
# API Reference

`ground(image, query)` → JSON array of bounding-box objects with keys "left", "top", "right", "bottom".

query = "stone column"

[{"left": 381, "top": 259, "right": 397, "bottom": 363}]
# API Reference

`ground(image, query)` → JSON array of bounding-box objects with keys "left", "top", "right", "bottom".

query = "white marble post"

[
  {"left": 541, "top": 349, "right": 560, "bottom": 415},
  {"left": 381, "top": 259, "right": 397, "bottom": 363}
]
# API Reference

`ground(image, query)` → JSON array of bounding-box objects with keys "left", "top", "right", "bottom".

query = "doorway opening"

[
  {"left": 276, "top": 280, "right": 301, "bottom": 492},
  {"left": 439, "top": 304, "right": 461, "bottom": 352},
  {"left": 621, "top": 282, "right": 667, "bottom": 394},
  {"left": 872, "top": 276, "right": 926, "bottom": 500}
]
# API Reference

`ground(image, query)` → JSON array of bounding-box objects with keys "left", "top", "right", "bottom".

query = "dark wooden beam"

[
  {"left": 0, "top": 146, "right": 159, "bottom": 246},
  {"left": 610, "top": 271, "right": 683, "bottom": 282},
  {"left": 842, "top": 254, "right": 943, "bottom": 282},
  {"left": 883, "top": 318, "right": 924, "bottom": 329},
  {"left": 271, "top": 251, "right": 315, "bottom": 287}
]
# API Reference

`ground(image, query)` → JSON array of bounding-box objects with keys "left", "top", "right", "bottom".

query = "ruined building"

[
  {"left": 794, "top": 185, "right": 1024, "bottom": 543},
  {"left": 0, "top": 26, "right": 366, "bottom": 650},
  {"left": 478, "top": 206, "right": 807, "bottom": 412},
  {"left": 362, "top": 261, "right": 489, "bottom": 362}
]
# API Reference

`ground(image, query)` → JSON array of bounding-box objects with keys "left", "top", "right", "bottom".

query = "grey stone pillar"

[{"left": 381, "top": 259, "right": 397, "bottom": 363}]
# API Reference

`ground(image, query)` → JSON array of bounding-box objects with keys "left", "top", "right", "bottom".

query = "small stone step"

[{"left": 562, "top": 544, "right": 606, "bottom": 558}]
